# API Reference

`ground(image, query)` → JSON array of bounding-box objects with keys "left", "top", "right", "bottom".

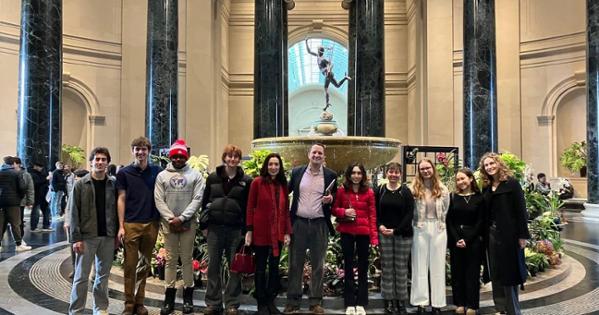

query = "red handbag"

[{"left": 230, "top": 246, "right": 255, "bottom": 274}]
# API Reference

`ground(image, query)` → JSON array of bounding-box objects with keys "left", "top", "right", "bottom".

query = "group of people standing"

[{"left": 57, "top": 137, "right": 529, "bottom": 315}]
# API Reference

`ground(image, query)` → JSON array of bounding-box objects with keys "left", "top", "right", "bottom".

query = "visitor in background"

[
  {"left": 0, "top": 156, "right": 29, "bottom": 252},
  {"left": 535, "top": 173, "right": 551, "bottom": 195},
  {"left": 155, "top": 139, "right": 204, "bottom": 314},
  {"left": 12, "top": 157, "right": 34, "bottom": 247},
  {"left": 447, "top": 168, "right": 485, "bottom": 315},
  {"left": 375, "top": 162, "right": 414, "bottom": 315},
  {"left": 107, "top": 164, "right": 117, "bottom": 177},
  {"left": 245, "top": 152, "right": 291, "bottom": 315},
  {"left": 68, "top": 147, "right": 118, "bottom": 315},
  {"left": 410, "top": 158, "right": 450, "bottom": 315},
  {"left": 284, "top": 143, "right": 337, "bottom": 315},
  {"left": 480, "top": 153, "right": 530, "bottom": 315},
  {"left": 332, "top": 163, "right": 378, "bottom": 315},
  {"left": 116, "top": 137, "right": 162, "bottom": 315},
  {"left": 50, "top": 161, "right": 66, "bottom": 219},
  {"left": 200, "top": 144, "right": 252, "bottom": 315},
  {"left": 30, "top": 160, "right": 52, "bottom": 232},
  {"left": 62, "top": 164, "right": 74, "bottom": 216}
]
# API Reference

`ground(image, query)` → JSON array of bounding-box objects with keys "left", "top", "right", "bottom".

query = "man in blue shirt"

[{"left": 116, "top": 137, "right": 162, "bottom": 315}]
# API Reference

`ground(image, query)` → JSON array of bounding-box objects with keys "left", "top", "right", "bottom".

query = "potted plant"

[{"left": 560, "top": 141, "right": 587, "bottom": 177}]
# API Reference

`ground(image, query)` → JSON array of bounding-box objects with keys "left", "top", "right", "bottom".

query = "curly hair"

[
  {"left": 478, "top": 152, "right": 513, "bottom": 187},
  {"left": 411, "top": 158, "right": 445, "bottom": 199}
]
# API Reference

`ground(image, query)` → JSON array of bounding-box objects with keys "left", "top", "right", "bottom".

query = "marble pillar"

[
  {"left": 463, "top": 0, "right": 498, "bottom": 169},
  {"left": 146, "top": 0, "right": 178, "bottom": 154},
  {"left": 347, "top": 0, "right": 357, "bottom": 135},
  {"left": 16, "top": 0, "right": 62, "bottom": 170},
  {"left": 348, "top": 0, "right": 385, "bottom": 137},
  {"left": 583, "top": 0, "right": 599, "bottom": 220},
  {"left": 253, "top": 0, "right": 291, "bottom": 139}
]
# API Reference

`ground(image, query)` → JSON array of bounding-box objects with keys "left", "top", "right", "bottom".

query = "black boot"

[
  {"left": 255, "top": 303, "right": 269, "bottom": 315},
  {"left": 416, "top": 306, "right": 426, "bottom": 315},
  {"left": 432, "top": 307, "right": 442, "bottom": 315},
  {"left": 182, "top": 287, "right": 194, "bottom": 314},
  {"left": 160, "top": 287, "right": 177, "bottom": 315},
  {"left": 394, "top": 301, "right": 407, "bottom": 315},
  {"left": 384, "top": 300, "right": 395, "bottom": 314}
]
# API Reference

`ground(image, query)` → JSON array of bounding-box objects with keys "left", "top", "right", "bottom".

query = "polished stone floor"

[{"left": 0, "top": 211, "right": 598, "bottom": 315}]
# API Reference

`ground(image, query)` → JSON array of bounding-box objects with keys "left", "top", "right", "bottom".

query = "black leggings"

[
  {"left": 253, "top": 243, "right": 282, "bottom": 304},
  {"left": 341, "top": 233, "right": 370, "bottom": 307}
]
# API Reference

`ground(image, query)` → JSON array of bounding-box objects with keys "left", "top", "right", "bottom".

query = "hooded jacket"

[
  {"left": 0, "top": 164, "right": 26, "bottom": 207},
  {"left": 154, "top": 162, "right": 205, "bottom": 229}
]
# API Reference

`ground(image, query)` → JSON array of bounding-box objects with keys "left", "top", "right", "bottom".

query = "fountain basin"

[{"left": 251, "top": 136, "right": 402, "bottom": 173}]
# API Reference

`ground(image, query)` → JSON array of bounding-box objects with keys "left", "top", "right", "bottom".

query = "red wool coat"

[
  {"left": 246, "top": 176, "right": 292, "bottom": 256},
  {"left": 333, "top": 186, "right": 379, "bottom": 245}
]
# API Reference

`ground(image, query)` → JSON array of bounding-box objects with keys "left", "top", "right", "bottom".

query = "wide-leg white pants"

[{"left": 410, "top": 220, "right": 447, "bottom": 308}]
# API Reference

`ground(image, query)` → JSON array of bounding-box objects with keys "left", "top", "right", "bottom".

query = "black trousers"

[
  {"left": 449, "top": 238, "right": 482, "bottom": 309},
  {"left": 341, "top": 233, "right": 370, "bottom": 307},
  {"left": 254, "top": 243, "right": 282, "bottom": 305}
]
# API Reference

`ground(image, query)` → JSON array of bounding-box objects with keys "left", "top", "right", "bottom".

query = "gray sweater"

[{"left": 154, "top": 163, "right": 205, "bottom": 224}]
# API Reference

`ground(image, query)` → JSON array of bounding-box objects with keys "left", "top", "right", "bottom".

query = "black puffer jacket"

[
  {"left": 200, "top": 165, "right": 252, "bottom": 231},
  {"left": 0, "top": 164, "right": 26, "bottom": 207}
]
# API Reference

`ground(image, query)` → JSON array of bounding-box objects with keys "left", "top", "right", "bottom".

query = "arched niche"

[
  {"left": 538, "top": 71, "right": 586, "bottom": 176},
  {"left": 61, "top": 73, "right": 104, "bottom": 163},
  {"left": 556, "top": 88, "right": 586, "bottom": 177}
]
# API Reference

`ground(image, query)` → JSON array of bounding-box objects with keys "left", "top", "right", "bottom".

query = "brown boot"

[
  {"left": 121, "top": 304, "right": 134, "bottom": 315},
  {"left": 134, "top": 304, "right": 149, "bottom": 315}
]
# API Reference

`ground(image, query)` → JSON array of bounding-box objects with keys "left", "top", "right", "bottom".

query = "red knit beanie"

[{"left": 169, "top": 139, "right": 189, "bottom": 159}]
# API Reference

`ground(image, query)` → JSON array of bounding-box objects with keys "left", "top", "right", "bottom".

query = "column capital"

[
  {"left": 284, "top": 0, "right": 295, "bottom": 10},
  {"left": 341, "top": 0, "right": 353, "bottom": 10}
]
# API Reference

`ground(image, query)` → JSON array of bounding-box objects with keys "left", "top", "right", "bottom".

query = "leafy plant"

[
  {"left": 188, "top": 155, "right": 210, "bottom": 178},
  {"left": 560, "top": 141, "right": 587, "bottom": 173},
  {"left": 499, "top": 152, "right": 526, "bottom": 183},
  {"left": 61, "top": 144, "right": 86, "bottom": 168}
]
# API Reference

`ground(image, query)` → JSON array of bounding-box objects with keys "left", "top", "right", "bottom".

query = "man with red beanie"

[{"left": 155, "top": 139, "right": 205, "bottom": 314}]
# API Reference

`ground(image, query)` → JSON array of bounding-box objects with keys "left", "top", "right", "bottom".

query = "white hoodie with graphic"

[{"left": 154, "top": 163, "right": 205, "bottom": 224}]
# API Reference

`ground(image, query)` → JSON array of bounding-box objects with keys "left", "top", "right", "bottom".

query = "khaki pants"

[
  {"left": 123, "top": 221, "right": 159, "bottom": 308},
  {"left": 0, "top": 206, "right": 22, "bottom": 245},
  {"left": 163, "top": 220, "right": 197, "bottom": 288}
]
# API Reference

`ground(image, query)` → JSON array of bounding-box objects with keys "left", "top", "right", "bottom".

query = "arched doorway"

[
  {"left": 288, "top": 38, "right": 349, "bottom": 135},
  {"left": 556, "top": 88, "right": 586, "bottom": 177}
]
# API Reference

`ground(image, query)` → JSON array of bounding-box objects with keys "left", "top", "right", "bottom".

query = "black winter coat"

[
  {"left": 29, "top": 168, "right": 49, "bottom": 205},
  {"left": 0, "top": 165, "right": 26, "bottom": 207},
  {"left": 483, "top": 177, "right": 530, "bottom": 286},
  {"left": 200, "top": 165, "right": 252, "bottom": 231}
]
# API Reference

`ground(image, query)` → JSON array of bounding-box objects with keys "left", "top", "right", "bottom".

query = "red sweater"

[
  {"left": 246, "top": 177, "right": 292, "bottom": 256},
  {"left": 333, "top": 186, "right": 379, "bottom": 245}
]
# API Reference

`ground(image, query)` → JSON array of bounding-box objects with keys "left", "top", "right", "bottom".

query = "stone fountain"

[{"left": 252, "top": 135, "right": 401, "bottom": 173}]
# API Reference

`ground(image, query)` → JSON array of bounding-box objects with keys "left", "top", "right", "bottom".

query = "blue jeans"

[
  {"left": 68, "top": 236, "right": 115, "bottom": 314},
  {"left": 50, "top": 191, "right": 64, "bottom": 217}
]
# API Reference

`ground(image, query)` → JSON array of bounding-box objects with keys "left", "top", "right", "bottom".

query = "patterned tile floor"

[{"left": 0, "top": 211, "right": 598, "bottom": 314}]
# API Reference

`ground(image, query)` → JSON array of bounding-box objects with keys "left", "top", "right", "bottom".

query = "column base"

[{"left": 582, "top": 203, "right": 599, "bottom": 222}]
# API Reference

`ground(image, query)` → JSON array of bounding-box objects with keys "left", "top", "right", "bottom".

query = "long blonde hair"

[
  {"left": 478, "top": 152, "right": 513, "bottom": 188},
  {"left": 411, "top": 158, "right": 445, "bottom": 199}
]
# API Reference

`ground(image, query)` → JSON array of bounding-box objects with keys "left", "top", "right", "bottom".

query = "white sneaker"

[
  {"left": 20, "top": 240, "right": 28, "bottom": 246},
  {"left": 42, "top": 227, "right": 54, "bottom": 232},
  {"left": 345, "top": 307, "right": 356, "bottom": 315},
  {"left": 16, "top": 244, "right": 32, "bottom": 252},
  {"left": 355, "top": 306, "right": 366, "bottom": 315},
  {"left": 96, "top": 310, "right": 109, "bottom": 315}
]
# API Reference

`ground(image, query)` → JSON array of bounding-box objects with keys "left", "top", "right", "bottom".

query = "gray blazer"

[{"left": 69, "top": 174, "right": 118, "bottom": 243}]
